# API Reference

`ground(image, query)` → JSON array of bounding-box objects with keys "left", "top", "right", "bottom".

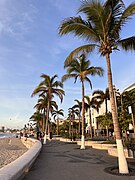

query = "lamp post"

[{"left": 71, "top": 121, "right": 73, "bottom": 141}]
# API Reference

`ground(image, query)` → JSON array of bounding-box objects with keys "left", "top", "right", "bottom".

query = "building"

[
  {"left": 85, "top": 96, "right": 111, "bottom": 134},
  {"left": 124, "top": 82, "right": 135, "bottom": 131},
  {"left": 124, "top": 83, "right": 135, "bottom": 92},
  {"left": 85, "top": 83, "right": 135, "bottom": 134}
]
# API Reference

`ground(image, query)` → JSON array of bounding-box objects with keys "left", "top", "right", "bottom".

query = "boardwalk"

[{"left": 23, "top": 140, "right": 135, "bottom": 180}]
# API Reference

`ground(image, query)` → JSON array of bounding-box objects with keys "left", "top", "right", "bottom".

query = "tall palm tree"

[
  {"left": 72, "top": 99, "right": 82, "bottom": 135},
  {"left": 32, "top": 74, "right": 65, "bottom": 144},
  {"left": 62, "top": 54, "right": 104, "bottom": 149},
  {"left": 29, "top": 111, "right": 43, "bottom": 131},
  {"left": 92, "top": 88, "right": 110, "bottom": 114},
  {"left": 59, "top": 0, "right": 135, "bottom": 173},
  {"left": 34, "top": 95, "right": 48, "bottom": 132},
  {"left": 84, "top": 95, "right": 102, "bottom": 138},
  {"left": 68, "top": 107, "right": 78, "bottom": 139},
  {"left": 34, "top": 95, "right": 58, "bottom": 132},
  {"left": 52, "top": 108, "right": 64, "bottom": 136}
]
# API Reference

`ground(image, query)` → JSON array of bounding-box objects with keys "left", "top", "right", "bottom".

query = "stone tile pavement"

[{"left": 23, "top": 140, "right": 135, "bottom": 180}]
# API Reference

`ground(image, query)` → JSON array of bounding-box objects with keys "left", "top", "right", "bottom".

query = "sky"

[{"left": 0, "top": 0, "right": 135, "bottom": 129}]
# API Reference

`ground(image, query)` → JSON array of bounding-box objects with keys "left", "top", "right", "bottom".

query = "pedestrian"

[
  {"left": 40, "top": 132, "right": 44, "bottom": 145},
  {"left": 24, "top": 132, "right": 27, "bottom": 141},
  {"left": 20, "top": 131, "right": 23, "bottom": 139},
  {"left": 50, "top": 131, "right": 52, "bottom": 140}
]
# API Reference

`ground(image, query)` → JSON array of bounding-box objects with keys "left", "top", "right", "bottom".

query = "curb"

[{"left": 0, "top": 138, "right": 42, "bottom": 180}]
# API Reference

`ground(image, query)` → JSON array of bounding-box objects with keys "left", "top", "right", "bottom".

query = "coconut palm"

[
  {"left": 62, "top": 54, "right": 103, "bottom": 149},
  {"left": 68, "top": 107, "right": 79, "bottom": 139},
  {"left": 72, "top": 99, "right": 82, "bottom": 135},
  {"left": 29, "top": 111, "right": 43, "bottom": 131},
  {"left": 52, "top": 108, "right": 64, "bottom": 136},
  {"left": 92, "top": 88, "right": 110, "bottom": 114},
  {"left": 84, "top": 95, "right": 102, "bottom": 138},
  {"left": 59, "top": 0, "right": 135, "bottom": 173},
  {"left": 32, "top": 74, "right": 65, "bottom": 144},
  {"left": 34, "top": 95, "right": 58, "bottom": 132}
]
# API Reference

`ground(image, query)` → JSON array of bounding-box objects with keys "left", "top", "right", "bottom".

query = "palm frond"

[
  {"left": 64, "top": 44, "right": 96, "bottom": 67},
  {"left": 61, "top": 74, "right": 77, "bottom": 82},
  {"left": 53, "top": 81, "right": 63, "bottom": 88},
  {"left": 119, "top": 3, "right": 135, "bottom": 26},
  {"left": 87, "top": 66, "right": 104, "bottom": 77},
  {"left": 84, "top": 95, "right": 91, "bottom": 105},
  {"left": 79, "top": 0, "right": 106, "bottom": 37},
  {"left": 118, "top": 36, "right": 135, "bottom": 51},
  {"left": 85, "top": 77, "right": 92, "bottom": 89},
  {"left": 92, "top": 90, "right": 104, "bottom": 96},
  {"left": 59, "top": 16, "right": 98, "bottom": 41},
  {"left": 51, "top": 74, "right": 58, "bottom": 84},
  {"left": 112, "top": 3, "right": 135, "bottom": 37}
]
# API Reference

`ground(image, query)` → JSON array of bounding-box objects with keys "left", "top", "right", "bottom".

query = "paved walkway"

[{"left": 23, "top": 140, "right": 135, "bottom": 180}]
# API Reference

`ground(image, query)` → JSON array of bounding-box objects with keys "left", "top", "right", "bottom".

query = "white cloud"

[{"left": 0, "top": 0, "right": 38, "bottom": 39}]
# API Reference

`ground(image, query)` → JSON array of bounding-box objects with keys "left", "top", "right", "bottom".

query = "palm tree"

[
  {"left": 32, "top": 74, "right": 65, "bottom": 144},
  {"left": 84, "top": 95, "right": 102, "bottom": 138},
  {"left": 52, "top": 108, "right": 64, "bottom": 136},
  {"left": 34, "top": 95, "right": 48, "bottom": 132},
  {"left": 92, "top": 88, "right": 110, "bottom": 114},
  {"left": 62, "top": 54, "right": 103, "bottom": 149},
  {"left": 92, "top": 88, "right": 110, "bottom": 137},
  {"left": 29, "top": 111, "right": 43, "bottom": 132},
  {"left": 59, "top": 0, "right": 135, "bottom": 173},
  {"left": 96, "top": 112, "right": 113, "bottom": 139},
  {"left": 68, "top": 107, "right": 78, "bottom": 139},
  {"left": 72, "top": 99, "right": 82, "bottom": 135},
  {"left": 34, "top": 95, "right": 58, "bottom": 132}
]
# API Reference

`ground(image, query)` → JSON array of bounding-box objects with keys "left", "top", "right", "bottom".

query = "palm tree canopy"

[
  {"left": 72, "top": 99, "right": 82, "bottom": 112},
  {"left": 68, "top": 107, "right": 79, "bottom": 119},
  {"left": 92, "top": 87, "right": 110, "bottom": 102},
  {"left": 59, "top": 0, "right": 135, "bottom": 62},
  {"left": 32, "top": 74, "right": 65, "bottom": 103},
  {"left": 85, "top": 95, "right": 102, "bottom": 112},
  {"left": 52, "top": 109, "right": 64, "bottom": 120},
  {"left": 62, "top": 54, "right": 104, "bottom": 89},
  {"left": 29, "top": 111, "right": 43, "bottom": 124}
]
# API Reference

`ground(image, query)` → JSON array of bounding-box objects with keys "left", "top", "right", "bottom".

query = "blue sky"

[{"left": 0, "top": 0, "right": 135, "bottom": 129}]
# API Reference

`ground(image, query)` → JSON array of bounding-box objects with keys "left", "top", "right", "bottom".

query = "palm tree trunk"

[
  {"left": 131, "top": 113, "right": 135, "bottom": 134},
  {"left": 106, "top": 53, "right": 129, "bottom": 174},
  {"left": 81, "top": 81, "right": 85, "bottom": 149},
  {"left": 43, "top": 108, "right": 46, "bottom": 132},
  {"left": 89, "top": 109, "right": 93, "bottom": 138},
  {"left": 78, "top": 113, "right": 81, "bottom": 135},
  {"left": 105, "top": 99, "right": 108, "bottom": 114},
  {"left": 69, "top": 118, "right": 71, "bottom": 138},
  {"left": 57, "top": 117, "right": 59, "bottom": 136},
  {"left": 44, "top": 100, "right": 50, "bottom": 144},
  {"left": 106, "top": 125, "right": 109, "bottom": 140}
]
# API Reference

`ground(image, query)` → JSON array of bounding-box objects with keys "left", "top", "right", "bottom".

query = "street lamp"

[{"left": 71, "top": 121, "right": 73, "bottom": 141}]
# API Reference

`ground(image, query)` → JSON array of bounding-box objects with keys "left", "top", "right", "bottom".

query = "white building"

[
  {"left": 85, "top": 97, "right": 111, "bottom": 133},
  {"left": 124, "top": 83, "right": 135, "bottom": 92},
  {"left": 85, "top": 83, "right": 135, "bottom": 134}
]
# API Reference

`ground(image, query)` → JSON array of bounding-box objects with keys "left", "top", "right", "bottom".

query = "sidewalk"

[{"left": 23, "top": 140, "right": 135, "bottom": 180}]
